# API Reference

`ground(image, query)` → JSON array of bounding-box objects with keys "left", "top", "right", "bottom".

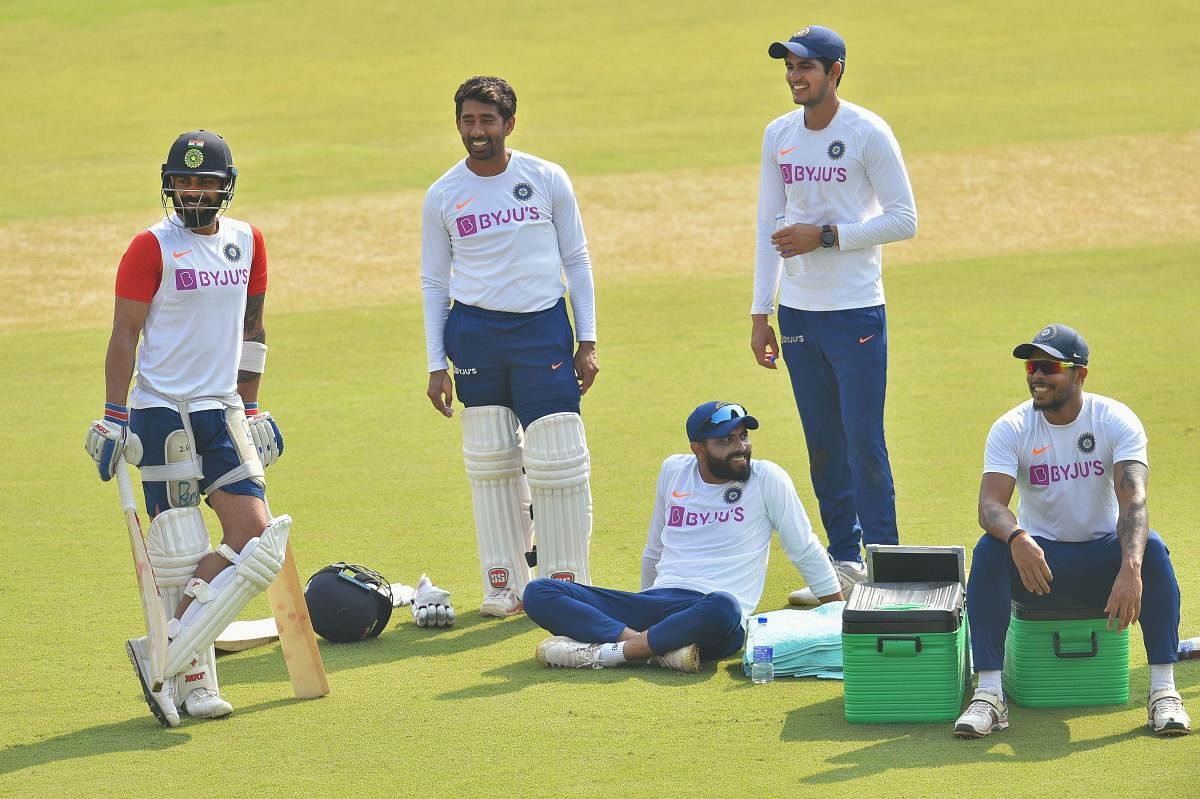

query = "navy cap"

[
  {"left": 1013, "top": 323, "right": 1089, "bottom": 366},
  {"left": 768, "top": 26, "right": 846, "bottom": 63},
  {"left": 686, "top": 401, "right": 760, "bottom": 442}
]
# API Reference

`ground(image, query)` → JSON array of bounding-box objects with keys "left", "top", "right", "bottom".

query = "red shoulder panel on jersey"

[
  {"left": 115, "top": 230, "right": 163, "bottom": 302},
  {"left": 249, "top": 225, "right": 268, "bottom": 295}
]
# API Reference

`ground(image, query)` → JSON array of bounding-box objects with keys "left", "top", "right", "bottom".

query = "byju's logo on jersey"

[
  {"left": 455, "top": 206, "right": 542, "bottom": 238},
  {"left": 1029, "top": 460, "right": 1105, "bottom": 486},
  {"left": 174, "top": 267, "right": 250, "bottom": 292},
  {"left": 667, "top": 504, "right": 745, "bottom": 527},
  {"left": 778, "top": 164, "right": 847, "bottom": 185}
]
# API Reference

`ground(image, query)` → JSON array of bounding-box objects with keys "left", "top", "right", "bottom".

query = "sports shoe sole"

[{"left": 126, "top": 640, "right": 177, "bottom": 728}]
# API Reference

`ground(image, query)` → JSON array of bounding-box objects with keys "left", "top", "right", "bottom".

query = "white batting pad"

[
  {"left": 461, "top": 406, "right": 533, "bottom": 598},
  {"left": 524, "top": 413, "right": 592, "bottom": 585},
  {"left": 147, "top": 507, "right": 212, "bottom": 614},
  {"left": 164, "top": 515, "right": 290, "bottom": 676}
]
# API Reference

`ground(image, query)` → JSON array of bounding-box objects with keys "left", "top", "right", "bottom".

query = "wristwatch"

[{"left": 820, "top": 225, "right": 836, "bottom": 249}]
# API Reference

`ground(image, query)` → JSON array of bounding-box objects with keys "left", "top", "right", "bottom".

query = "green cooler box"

[
  {"left": 842, "top": 545, "right": 969, "bottom": 723},
  {"left": 1002, "top": 603, "right": 1130, "bottom": 707}
]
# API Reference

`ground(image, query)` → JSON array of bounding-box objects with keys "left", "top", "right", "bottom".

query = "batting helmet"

[
  {"left": 160, "top": 129, "right": 238, "bottom": 229},
  {"left": 304, "top": 563, "right": 394, "bottom": 643}
]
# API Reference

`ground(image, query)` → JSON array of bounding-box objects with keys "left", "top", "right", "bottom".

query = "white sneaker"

[
  {"left": 125, "top": 638, "right": 179, "bottom": 728},
  {"left": 647, "top": 644, "right": 700, "bottom": 674},
  {"left": 1147, "top": 689, "right": 1192, "bottom": 736},
  {"left": 480, "top": 588, "right": 524, "bottom": 617},
  {"left": 953, "top": 689, "right": 1009, "bottom": 738},
  {"left": 182, "top": 687, "right": 233, "bottom": 719},
  {"left": 788, "top": 559, "right": 867, "bottom": 607},
  {"left": 536, "top": 636, "right": 603, "bottom": 669}
]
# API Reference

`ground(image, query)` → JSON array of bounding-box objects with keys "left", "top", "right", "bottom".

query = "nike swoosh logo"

[
  {"left": 455, "top": 198, "right": 474, "bottom": 210},
  {"left": 858, "top": 335, "right": 875, "bottom": 344},
  {"left": 173, "top": 249, "right": 192, "bottom": 258},
  {"left": 671, "top": 491, "right": 690, "bottom": 498},
  {"left": 551, "top": 361, "right": 564, "bottom": 370},
  {"left": 779, "top": 147, "right": 797, "bottom": 156},
  {"left": 1032, "top": 446, "right": 1050, "bottom": 455}
]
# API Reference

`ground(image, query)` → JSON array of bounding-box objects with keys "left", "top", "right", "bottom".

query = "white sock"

[
  {"left": 1150, "top": 664, "right": 1175, "bottom": 693},
  {"left": 976, "top": 670, "right": 1003, "bottom": 699},
  {"left": 597, "top": 642, "right": 627, "bottom": 667}
]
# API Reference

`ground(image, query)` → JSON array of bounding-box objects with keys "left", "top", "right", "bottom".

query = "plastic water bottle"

[
  {"left": 751, "top": 617, "right": 774, "bottom": 684},
  {"left": 776, "top": 214, "right": 801, "bottom": 277},
  {"left": 1180, "top": 636, "right": 1200, "bottom": 660}
]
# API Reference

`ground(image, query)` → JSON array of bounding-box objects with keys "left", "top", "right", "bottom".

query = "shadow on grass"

[
  {"left": 781, "top": 694, "right": 1154, "bottom": 783},
  {"left": 215, "top": 611, "right": 543, "bottom": 686},
  {"left": 0, "top": 696, "right": 305, "bottom": 777}
]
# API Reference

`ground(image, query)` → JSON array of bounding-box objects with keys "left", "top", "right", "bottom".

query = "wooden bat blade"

[
  {"left": 118, "top": 460, "right": 168, "bottom": 692},
  {"left": 266, "top": 542, "right": 330, "bottom": 699}
]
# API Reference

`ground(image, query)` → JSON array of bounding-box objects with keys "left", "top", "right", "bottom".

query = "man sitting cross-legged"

[{"left": 525, "top": 401, "right": 843, "bottom": 672}]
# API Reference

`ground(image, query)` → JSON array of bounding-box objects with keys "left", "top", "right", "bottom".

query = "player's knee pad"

[
  {"left": 146, "top": 507, "right": 213, "bottom": 615},
  {"left": 163, "top": 515, "right": 291, "bottom": 677},
  {"left": 461, "top": 406, "right": 533, "bottom": 596},
  {"left": 206, "top": 407, "right": 265, "bottom": 494},
  {"left": 524, "top": 412, "right": 592, "bottom": 585}
]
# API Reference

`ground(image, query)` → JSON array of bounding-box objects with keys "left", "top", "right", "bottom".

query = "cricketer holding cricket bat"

[{"left": 85, "top": 130, "right": 288, "bottom": 728}]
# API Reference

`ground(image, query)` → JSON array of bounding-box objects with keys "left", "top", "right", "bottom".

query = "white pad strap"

[
  {"left": 239, "top": 341, "right": 267, "bottom": 374},
  {"left": 524, "top": 412, "right": 592, "bottom": 585},
  {"left": 206, "top": 407, "right": 265, "bottom": 493},
  {"left": 462, "top": 406, "right": 533, "bottom": 598},
  {"left": 163, "top": 515, "right": 291, "bottom": 677}
]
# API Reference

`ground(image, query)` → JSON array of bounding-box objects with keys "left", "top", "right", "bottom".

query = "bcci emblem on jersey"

[
  {"left": 223, "top": 243, "right": 243, "bottom": 263},
  {"left": 827, "top": 140, "right": 846, "bottom": 160},
  {"left": 512, "top": 182, "right": 533, "bottom": 201},
  {"left": 1077, "top": 432, "right": 1096, "bottom": 454}
]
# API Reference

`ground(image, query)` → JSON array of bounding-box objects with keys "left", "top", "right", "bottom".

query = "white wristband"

[{"left": 239, "top": 341, "right": 267, "bottom": 374}]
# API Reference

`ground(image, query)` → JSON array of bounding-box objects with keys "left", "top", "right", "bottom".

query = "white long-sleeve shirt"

[
  {"left": 640, "top": 454, "right": 840, "bottom": 618},
  {"left": 752, "top": 101, "right": 916, "bottom": 314},
  {"left": 421, "top": 150, "right": 596, "bottom": 371}
]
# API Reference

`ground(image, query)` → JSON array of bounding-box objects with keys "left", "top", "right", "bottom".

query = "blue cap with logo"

[
  {"left": 1012, "top": 323, "right": 1089, "bottom": 366},
  {"left": 686, "top": 401, "right": 760, "bottom": 442},
  {"left": 768, "top": 26, "right": 847, "bottom": 64}
]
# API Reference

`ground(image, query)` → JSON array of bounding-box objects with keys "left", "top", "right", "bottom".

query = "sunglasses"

[
  {"left": 1025, "top": 359, "right": 1077, "bottom": 376},
  {"left": 702, "top": 403, "right": 749, "bottom": 431}
]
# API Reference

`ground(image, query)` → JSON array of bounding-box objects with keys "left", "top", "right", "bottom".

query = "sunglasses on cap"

[
  {"left": 1025, "top": 359, "right": 1077, "bottom": 376},
  {"left": 702, "top": 403, "right": 749, "bottom": 431}
]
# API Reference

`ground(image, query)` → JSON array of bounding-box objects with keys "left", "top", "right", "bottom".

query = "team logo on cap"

[
  {"left": 223, "top": 243, "right": 242, "bottom": 263},
  {"left": 827, "top": 140, "right": 846, "bottom": 160},
  {"left": 1036, "top": 325, "right": 1058, "bottom": 342},
  {"left": 792, "top": 27, "right": 810, "bottom": 39},
  {"left": 512, "top": 182, "right": 533, "bottom": 201},
  {"left": 184, "top": 148, "right": 205, "bottom": 169},
  {"left": 723, "top": 485, "right": 743, "bottom": 505},
  {"left": 1076, "top": 433, "right": 1096, "bottom": 454}
]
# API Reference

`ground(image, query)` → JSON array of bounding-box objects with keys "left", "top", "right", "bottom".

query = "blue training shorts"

[
  {"left": 444, "top": 298, "right": 581, "bottom": 429},
  {"left": 129, "top": 406, "right": 265, "bottom": 518}
]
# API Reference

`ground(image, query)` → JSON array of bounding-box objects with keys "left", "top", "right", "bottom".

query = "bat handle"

[{"left": 115, "top": 455, "right": 138, "bottom": 512}]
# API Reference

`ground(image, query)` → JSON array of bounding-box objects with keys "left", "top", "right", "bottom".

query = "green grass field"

[{"left": 1, "top": 2, "right": 1197, "bottom": 796}]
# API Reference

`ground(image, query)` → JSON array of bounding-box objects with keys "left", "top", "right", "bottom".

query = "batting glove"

[
  {"left": 411, "top": 574, "right": 455, "bottom": 628},
  {"left": 84, "top": 403, "right": 142, "bottom": 480},
  {"left": 244, "top": 402, "right": 284, "bottom": 467}
]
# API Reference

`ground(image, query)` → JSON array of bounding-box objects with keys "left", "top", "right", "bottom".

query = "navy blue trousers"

[
  {"left": 523, "top": 578, "right": 746, "bottom": 661},
  {"left": 965, "top": 531, "right": 1181, "bottom": 669},
  {"left": 778, "top": 304, "right": 898, "bottom": 561}
]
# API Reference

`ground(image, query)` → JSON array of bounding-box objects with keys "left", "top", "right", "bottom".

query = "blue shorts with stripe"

[{"left": 444, "top": 298, "right": 580, "bottom": 429}]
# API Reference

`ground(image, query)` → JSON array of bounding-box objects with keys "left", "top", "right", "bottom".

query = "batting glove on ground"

[
  {"left": 244, "top": 403, "right": 284, "bottom": 467},
  {"left": 411, "top": 574, "right": 455, "bottom": 628},
  {"left": 84, "top": 403, "right": 141, "bottom": 480}
]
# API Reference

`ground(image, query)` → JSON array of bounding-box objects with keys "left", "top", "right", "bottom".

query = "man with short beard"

[
  {"left": 954, "top": 323, "right": 1190, "bottom": 738},
  {"left": 524, "top": 401, "right": 842, "bottom": 673}
]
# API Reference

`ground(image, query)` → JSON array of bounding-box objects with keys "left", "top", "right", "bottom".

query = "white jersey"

[
  {"left": 983, "top": 393, "right": 1148, "bottom": 542},
  {"left": 421, "top": 149, "right": 596, "bottom": 371},
  {"left": 752, "top": 100, "right": 916, "bottom": 314},
  {"left": 641, "top": 454, "right": 840, "bottom": 617},
  {"left": 118, "top": 216, "right": 265, "bottom": 411}
]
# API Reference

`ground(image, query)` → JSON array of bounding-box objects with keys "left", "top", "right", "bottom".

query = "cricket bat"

[
  {"left": 266, "top": 541, "right": 330, "bottom": 699},
  {"left": 116, "top": 456, "right": 168, "bottom": 692}
]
